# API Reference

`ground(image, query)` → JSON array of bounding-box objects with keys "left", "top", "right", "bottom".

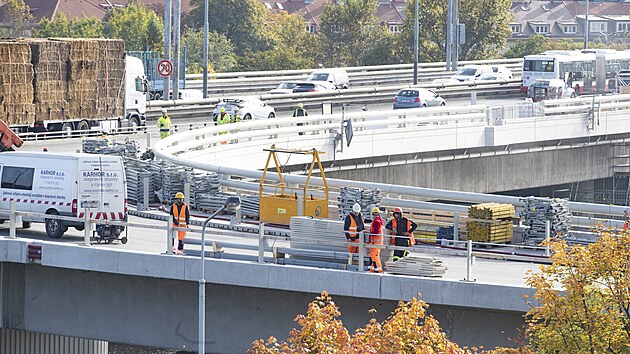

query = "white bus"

[{"left": 521, "top": 49, "right": 630, "bottom": 94}]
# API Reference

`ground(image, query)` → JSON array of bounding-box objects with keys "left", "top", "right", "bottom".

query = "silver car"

[
  {"left": 393, "top": 88, "right": 446, "bottom": 109},
  {"left": 213, "top": 97, "right": 275, "bottom": 123}
]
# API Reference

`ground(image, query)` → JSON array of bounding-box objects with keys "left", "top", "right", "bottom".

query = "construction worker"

[
  {"left": 170, "top": 192, "right": 190, "bottom": 255},
  {"left": 216, "top": 107, "right": 231, "bottom": 144},
  {"left": 343, "top": 203, "right": 365, "bottom": 265},
  {"left": 385, "top": 207, "right": 417, "bottom": 261},
  {"left": 293, "top": 103, "right": 307, "bottom": 135},
  {"left": 368, "top": 206, "right": 384, "bottom": 273},
  {"left": 231, "top": 107, "right": 242, "bottom": 123},
  {"left": 157, "top": 108, "right": 172, "bottom": 139}
]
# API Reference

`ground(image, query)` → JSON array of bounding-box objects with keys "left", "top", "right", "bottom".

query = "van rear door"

[{"left": 78, "top": 156, "right": 126, "bottom": 220}]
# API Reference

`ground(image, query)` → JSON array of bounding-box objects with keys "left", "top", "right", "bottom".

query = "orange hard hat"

[{"left": 393, "top": 207, "right": 402, "bottom": 214}]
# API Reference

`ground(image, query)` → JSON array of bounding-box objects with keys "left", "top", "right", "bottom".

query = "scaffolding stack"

[
  {"left": 82, "top": 138, "right": 138, "bottom": 158},
  {"left": 384, "top": 254, "right": 447, "bottom": 277},
  {"left": 519, "top": 197, "right": 572, "bottom": 245},
  {"left": 337, "top": 187, "right": 381, "bottom": 220},
  {"left": 466, "top": 203, "right": 515, "bottom": 244},
  {"left": 124, "top": 159, "right": 154, "bottom": 205}
]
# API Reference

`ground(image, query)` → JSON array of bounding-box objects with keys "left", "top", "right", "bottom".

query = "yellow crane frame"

[{"left": 259, "top": 144, "right": 329, "bottom": 225}]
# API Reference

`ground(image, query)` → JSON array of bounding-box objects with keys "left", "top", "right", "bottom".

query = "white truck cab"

[{"left": 0, "top": 152, "right": 127, "bottom": 241}]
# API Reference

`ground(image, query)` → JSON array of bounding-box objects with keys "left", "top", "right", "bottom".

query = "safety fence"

[{"left": 0, "top": 201, "right": 552, "bottom": 281}]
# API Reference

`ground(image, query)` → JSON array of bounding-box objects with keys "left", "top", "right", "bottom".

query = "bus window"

[{"left": 524, "top": 59, "right": 555, "bottom": 72}]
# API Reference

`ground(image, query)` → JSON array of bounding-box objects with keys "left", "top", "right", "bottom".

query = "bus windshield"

[{"left": 524, "top": 59, "right": 555, "bottom": 72}]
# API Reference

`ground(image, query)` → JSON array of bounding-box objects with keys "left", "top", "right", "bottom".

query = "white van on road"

[
  {"left": 0, "top": 152, "right": 127, "bottom": 240},
  {"left": 306, "top": 68, "right": 350, "bottom": 89}
]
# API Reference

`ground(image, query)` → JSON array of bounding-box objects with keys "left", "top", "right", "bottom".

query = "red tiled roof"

[
  {"left": 25, "top": 0, "right": 190, "bottom": 22},
  {"left": 24, "top": 0, "right": 60, "bottom": 21}
]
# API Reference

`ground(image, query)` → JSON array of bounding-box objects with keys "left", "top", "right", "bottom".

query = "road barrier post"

[
  {"left": 258, "top": 223, "right": 265, "bottom": 263},
  {"left": 358, "top": 230, "right": 364, "bottom": 272},
  {"left": 142, "top": 177, "right": 150, "bottom": 211},
  {"left": 453, "top": 211, "right": 459, "bottom": 242},
  {"left": 9, "top": 200, "right": 16, "bottom": 239},
  {"left": 545, "top": 220, "right": 551, "bottom": 257},
  {"left": 167, "top": 215, "right": 174, "bottom": 255},
  {"left": 83, "top": 208, "right": 91, "bottom": 246}
]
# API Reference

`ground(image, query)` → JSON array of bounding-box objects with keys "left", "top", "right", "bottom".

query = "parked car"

[
  {"left": 213, "top": 97, "right": 275, "bottom": 123},
  {"left": 450, "top": 65, "right": 493, "bottom": 82},
  {"left": 306, "top": 68, "right": 350, "bottom": 89},
  {"left": 527, "top": 79, "right": 576, "bottom": 102},
  {"left": 268, "top": 81, "right": 300, "bottom": 94},
  {"left": 393, "top": 88, "right": 445, "bottom": 109},
  {"left": 292, "top": 81, "right": 336, "bottom": 93},
  {"left": 431, "top": 78, "right": 461, "bottom": 86},
  {"left": 491, "top": 65, "right": 513, "bottom": 79}
]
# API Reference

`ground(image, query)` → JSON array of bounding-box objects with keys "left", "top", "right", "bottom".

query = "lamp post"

[
  {"left": 584, "top": 0, "right": 590, "bottom": 49},
  {"left": 413, "top": 0, "right": 419, "bottom": 85},
  {"left": 202, "top": 0, "right": 209, "bottom": 98},
  {"left": 199, "top": 196, "right": 241, "bottom": 354}
]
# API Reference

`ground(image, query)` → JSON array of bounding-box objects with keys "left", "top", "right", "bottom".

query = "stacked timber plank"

[
  {"left": 466, "top": 203, "right": 514, "bottom": 244},
  {"left": 384, "top": 254, "right": 447, "bottom": 277},
  {"left": 337, "top": 187, "right": 381, "bottom": 220},
  {"left": 0, "top": 41, "right": 35, "bottom": 124},
  {"left": 520, "top": 197, "right": 572, "bottom": 245}
]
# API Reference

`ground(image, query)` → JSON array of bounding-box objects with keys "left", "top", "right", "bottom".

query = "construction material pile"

[
  {"left": 290, "top": 216, "right": 347, "bottom": 253},
  {"left": 0, "top": 38, "right": 125, "bottom": 125},
  {"left": 466, "top": 203, "right": 515, "bottom": 244},
  {"left": 337, "top": 187, "right": 381, "bottom": 220},
  {"left": 437, "top": 226, "right": 455, "bottom": 241},
  {"left": 196, "top": 192, "right": 259, "bottom": 218},
  {"left": 0, "top": 41, "right": 35, "bottom": 124},
  {"left": 519, "top": 197, "right": 572, "bottom": 245},
  {"left": 125, "top": 159, "right": 154, "bottom": 207},
  {"left": 82, "top": 138, "right": 138, "bottom": 158},
  {"left": 384, "top": 254, "right": 447, "bottom": 277}
]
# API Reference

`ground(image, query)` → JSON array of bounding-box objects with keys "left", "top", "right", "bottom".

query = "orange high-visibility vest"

[
  {"left": 390, "top": 217, "right": 415, "bottom": 246},
  {"left": 172, "top": 203, "right": 188, "bottom": 241},
  {"left": 348, "top": 216, "right": 358, "bottom": 239}
]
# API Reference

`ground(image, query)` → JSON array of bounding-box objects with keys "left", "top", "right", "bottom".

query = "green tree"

[
  {"left": 236, "top": 10, "right": 316, "bottom": 71},
  {"left": 0, "top": 0, "right": 34, "bottom": 37},
  {"left": 103, "top": 0, "right": 163, "bottom": 51},
  {"left": 318, "top": 0, "right": 386, "bottom": 67},
  {"left": 504, "top": 35, "right": 548, "bottom": 58},
  {"left": 525, "top": 228, "right": 630, "bottom": 353},
  {"left": 188, "top": 0, "right": 271, "bottom": 55},
  {"left": 35, "top": 14, "right": 103, "bottom": 38},
  {"left": 182, "top": 28, "right": 236, "bottom": 73},
  {"left": 401, "top": 0, "right": 512, "bottom": 62}
]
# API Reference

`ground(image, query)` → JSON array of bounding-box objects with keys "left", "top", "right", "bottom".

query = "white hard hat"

[
  {"left": 161, "top": 108, "right": 167, "bottom": 113},
  {"left": 352, "top": 203, "right": 361, "bottom": 213}
]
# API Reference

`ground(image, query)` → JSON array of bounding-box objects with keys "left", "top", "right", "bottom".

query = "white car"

[
  {"left": 170, "top": 89, "right": 203, "bottom": 100},
  {"left": 291, "top": 81, "right": 336, "bottom": 93},
  {"left": 491, "top": 65, "right": 513, "bottom": 80},
  {"left": 268, "top": 82, "right": 300, "bottom": 94},
  {"left": 213, "top": 97, "right": 275, "bottom": 123},
  {"left": 476, "top": 74, "right": 510, "bottom": 82},
  {"left": 451, "top": 65, "right": 493, "bottom": 82}
]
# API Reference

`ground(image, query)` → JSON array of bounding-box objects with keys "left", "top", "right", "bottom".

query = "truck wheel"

[
  {"left": 45, "top": 212, "right": 65, "bottom": 239},
  {"left": 61, "top": 122, "right": 73, "bottom": 135},
  {"left": 129, "top": 116, "right": 140, "bottom": 131},
  {"left": 77, "top": 120, "right": 90, "bottom": 133},
  {"left": 22, "top": 221, "right": 31, "bottom": 229},
  {"left": 154, "top": 92, "right": 162, "bottom": 101}
]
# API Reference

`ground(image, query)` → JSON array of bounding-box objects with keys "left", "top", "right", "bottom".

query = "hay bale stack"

[
  {"left": 0, "top": 41, "right": 35, "bottom": 125},
  {"left": 95, "top": 39, "right": 125, "bottom": 118},
  {"left": 24, "top": 38, "right": 70, "bottom": 121},
  {"left": 51, "top": 38, "right": 99, "bottom": 119}
]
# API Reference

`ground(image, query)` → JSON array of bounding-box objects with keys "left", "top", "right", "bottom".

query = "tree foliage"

[
  {"left": 525, "top": 228, "right": 630, "bottom": 353},
  {"left": 236, "top": 10, "right": 316, "bottom": 71},
  {"left": 188, "top": 0, "right": 271, "bottom": 55},
  {"left": 103, "top": 0, "right": 163, "bottom": 51},
  {"left": 182, "top": 28, "right": 236, "bottom": 73},
  {"left": 248, "top": 291, "right": 467, "bottom": 353},
  {"left": 0, "top": 0, "right": 34, "bottom": 37},
  {"left": 401, "top": 0, "right": 511, "bottom": 62},
  {"left": 318, "top": 0, "right": 386, "bottom": 67},
  {"left": 35, "top": 14, "right": 103, "bottom": 38}
]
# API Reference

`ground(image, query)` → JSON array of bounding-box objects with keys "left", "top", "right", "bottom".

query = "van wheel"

[
  {"left": 45, "top": 212, "right": 65, "bottom": 238},
  {"left": 244, "top": 114, "right": 252, "bottom": 120},
  {"left": 268, "top": 113, "right": 275, "bottom": 119},
  {"left": 22, "top": 221, "right": 31, "bottom": 229},
  {"left": 75, "top": 225, "right": 85, "bottom": 231}
]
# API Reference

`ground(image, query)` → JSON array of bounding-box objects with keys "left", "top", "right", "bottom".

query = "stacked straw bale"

[
  {"left": 95, "top": 39, "right": 125, "bottom": 118},
  {"left": 26, "top": 38, "right": 70, "bottom": 121},
  {"left": 0, "top": 41, "right": 35, "bottom": 125}
]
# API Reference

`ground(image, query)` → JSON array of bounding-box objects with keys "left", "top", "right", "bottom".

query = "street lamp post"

[
  {"left": 198, "top": 196, "right": 241, "bottom": 354},
  {"left": 413, "top": 0, "right": 419, "bottom": 85},
  {"left": 584, "top": 0, "right": 590, "bottom": 49},
  {"left": 202, "top": 0, "right": 209, "bottom": 99}
]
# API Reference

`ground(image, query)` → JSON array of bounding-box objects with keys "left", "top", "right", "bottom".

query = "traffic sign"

[{"left": 157, "top": 59, "right": 173, "bottom": 77}]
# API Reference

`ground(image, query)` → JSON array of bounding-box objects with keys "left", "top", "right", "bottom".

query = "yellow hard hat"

[
  {"left": 371, "top": 207, "right": 380, "bottom": 214},
  {"left": 298, "top": 103, "right": 304, "bottom": 108},
  {"left": 175, "top": 192, "right": 184, "bottom": 199},
  {"left": 220, "top": 107, "right": 225, "bottom": 113},
  {"left": 234, "top": 107, "right": 239, "bottom": 112}
]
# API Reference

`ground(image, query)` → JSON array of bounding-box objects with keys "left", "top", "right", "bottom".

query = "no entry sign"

[{"left": 158, "top": 59, "right": 173, "bottom": 77}]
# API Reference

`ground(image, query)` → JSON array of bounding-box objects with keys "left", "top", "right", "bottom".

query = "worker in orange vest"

[
  {"left": 385, "top": 207, "right": 417, "bottom": 261},
  {"left": 368, "top": 206, "right": 384, "bottom": 273},
  {"left": 170, "top": 192, "right": 190, "bottom": 255},
  {"left": 344, "top": 203, "right": 365, "bottom": 265}
]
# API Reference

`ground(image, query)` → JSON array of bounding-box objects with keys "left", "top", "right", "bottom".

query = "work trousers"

[{"left": 369, "top": 247, "right": 383, "bottom": 272}]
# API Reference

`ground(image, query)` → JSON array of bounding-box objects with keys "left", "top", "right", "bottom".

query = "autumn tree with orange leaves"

[{"left": 248, "top": 291, "right": 467, "bottom": 353}]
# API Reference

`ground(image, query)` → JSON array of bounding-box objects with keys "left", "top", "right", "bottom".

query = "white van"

[
  {"left": 306, "top": 68, "right": 350, "bottom": 89},
  {"left": 0, "top": 152, "right": 127, "bottom": 240}
]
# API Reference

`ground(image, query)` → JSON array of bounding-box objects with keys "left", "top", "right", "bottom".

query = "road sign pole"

[{"left": 163, "top": 0, "right": 172, "bottom": 101}]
